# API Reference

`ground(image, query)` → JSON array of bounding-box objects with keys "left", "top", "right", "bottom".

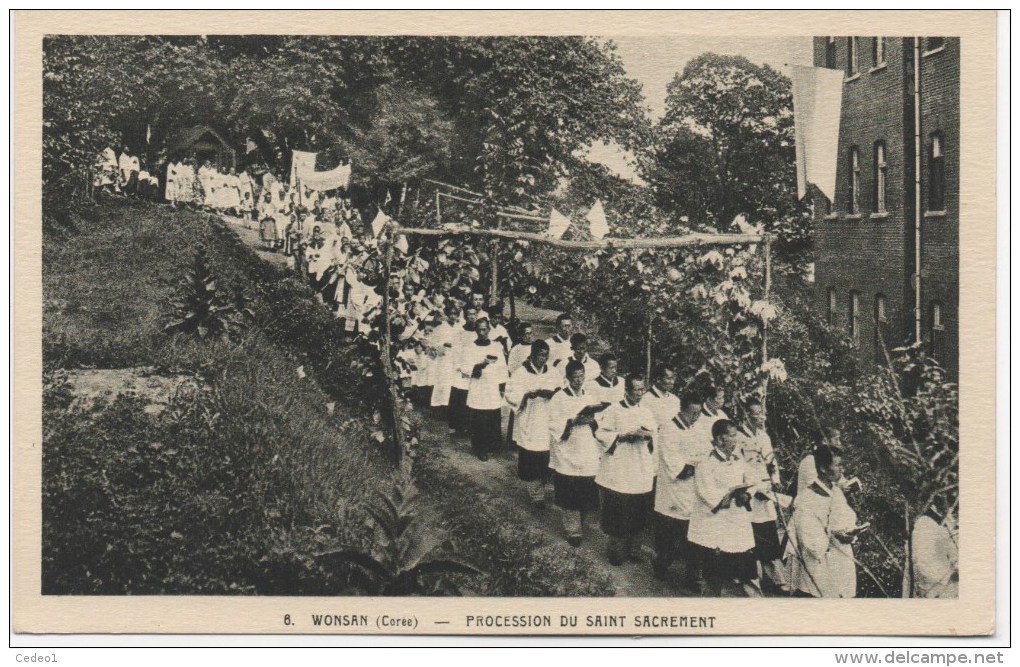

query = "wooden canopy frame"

[{"left": 377, "top": 221, "right": 773, "bottom": 465}]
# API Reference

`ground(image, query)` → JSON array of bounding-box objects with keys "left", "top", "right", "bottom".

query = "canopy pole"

[
  {"left": 762, "top": 233, "right": 773, "bottom": 409},
  {"left": 380, "top": 232, "right": 404, "bottom": 465},
  {"left": 645, "top": 317, "right": 653, "bottom": 383}
]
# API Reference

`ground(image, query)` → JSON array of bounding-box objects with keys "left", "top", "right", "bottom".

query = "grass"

[{"left": 42, "top": 195, "right": 616, "bottom": 596}]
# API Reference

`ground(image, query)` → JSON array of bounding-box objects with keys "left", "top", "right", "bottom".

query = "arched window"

[
  {"left": 874, "top": 141, "right": 888, "bottom": 213},
  {"left": 849, "top": 291, "right": 861, "bottom": 343},
  {"left": 827, "top": 287, "right": 838, "bottom": 326},
  {"left": 848, "top": 146, "right": 861, "bottom": 213},
  {"left": 872, "top": 37, "right": 886, "bottom": 67},
  {"left": 847, "top": 37, "right": 860, "bottom": 76},
  {"left": 928, "top": 132, "right": 946, "bottom": 211}
]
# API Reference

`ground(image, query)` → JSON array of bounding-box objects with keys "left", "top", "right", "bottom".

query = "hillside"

[{"left": 41, "top": 196, "right": 622, "bottom": 596}]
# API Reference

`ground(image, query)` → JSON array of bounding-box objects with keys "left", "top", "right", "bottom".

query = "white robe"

[
  {"left": 787, "top": 481, "right": 857, "bottom": 598},
  {"left": 594, "top": 399, "right": 658, "bottom": 494},
  {"left": 428, "top": 322, "right": 460, "bottom": 407},
  {"left": 548, "top": 386, "right": 602, "bottom": 478},
  {"left": 736, "top": 424, "right": 781, "bottom": 522},
  {"left": 505, "top": 360, "right": 560, "bottom": 452},
  {"left": 902, "top": 515, "right": 958, "bottom": 598},
  {"left": 654, "top": 414, "right": 712, "bottom": 520},
  {"left": 688, "top": 448, "right": 756, "bottom": 554},
  {"left": 459, "top": 340, "right": 509, "bottom": 411}
]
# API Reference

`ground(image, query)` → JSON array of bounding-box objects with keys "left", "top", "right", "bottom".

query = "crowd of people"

[{"left": 93, "top": 145, "right": 960, "bottom": 600}]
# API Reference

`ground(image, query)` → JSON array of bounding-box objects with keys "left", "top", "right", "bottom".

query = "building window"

[
  {"left": 848, "top": 146, "right": 861, "bottom": 213},
  {"left": 847, "top": 37, "right": 860, "bottom": 76},
  {"left": 874, "top": 293, "right": 888, "bottom": 356},
  {"left": 827, "top": 288, "right": 837, "bottom": 326},
  {"left": 826, "top": 37, "right": 837, "bottom": 69},
  {"left": 928, "top": 132, "right": 946, "bottom": 211},
  {"left": 930, "top": 301, "right": 945, "bottom": 360},
  {"left": 849, "top": 291, "right": 861, "bottom": 343},
  {"left": 872, "top": 37, "right": 886, "bottom": 67},
  {"left": 874, "top": 141, "right": 888, "bottom": 213}
]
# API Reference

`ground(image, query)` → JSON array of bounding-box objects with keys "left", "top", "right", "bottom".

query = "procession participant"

[
  {"left": 447, "top": 305, "right": 480, "bottom": 435},
  {"left": 487, "top": 300, "right": 511, "bottom": 358},
  {"left": 182, "top": 158, "right": 202, "bottom": 207},
  {"left": 258, "top": 190, "right": 279, "bottom": 250},
  {"left": 651, "top": 389, "right": 705, "bottom": 582},
  {"left": 459, "top": 317, "right": 509, "bottom": 461},
  {"left": 304, "top": 226, "right": 330, "bottom": 293},
  {"left": 554, "top": 333, "right": 601, "bottom": 383},
  {"left": 548, "top": 360, "right": 604, "bottom": 546},
  {"left": 689, "top": 382, "right": 730, "bottom": 452},
  {"left": 796, "top": 427, "right": 859, "bottom": 498},
  {"left": 594, "top": 375, "right": 658, "bottom": 565},
  {"left": 586, "top": 353, "right": 624, "bottom": 404},
  {"left": 545, "top": 313, "right": 573, "bottom": 365},
  {"left": 642, "top": 368, "right": 681, "bottom": 438},
  {"left": 687, "top": 419, "right": 760, "bottom": 597},
  {"left": 407, "top": 320, "right": 438, "bottom": 406},
  {"left": 787, "top": 445, "right": 862, "bottom": 598},
  {"left": 118, "top": 145, "right": 136, "bottom": 194},
  {"left": 137, "top": 166, "right": 154, "bottom": 200},
  {"left": 470, "top": 290, "right": 490, "bottom": 321},
  {"left": 237, "top": 169, "right": 255, "bottom": 219},
  {"left": 736, "top": 398, "right": 788, "bottom": 592},
  {"left": 506, "top": 322, "right": 534, "bottom": 375},
  {"left": 428, "top": 303, "right": 462, "bottom": 415},
  {"left": 127, "top": 151, "right": 141, "bottom": 196},
  {"left": 505, "top": 340, "right": 559, "bottom": 504},
  {"left": 94, "top": 147, "right": 119, "bottom": 193},
  {"left": 903, "top": 508, "right": 958, "bottom": 599}
]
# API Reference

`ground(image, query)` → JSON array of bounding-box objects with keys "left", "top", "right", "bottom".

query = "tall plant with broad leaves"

[
  {"left": 165, "top": 246, "right": 251, "bottom": 340},
  {"left": 315, "top": 474, "right": 484, "bottom": 595}
]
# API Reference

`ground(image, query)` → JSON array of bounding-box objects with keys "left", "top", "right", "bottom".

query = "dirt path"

[{"left": 217, "top": 213, "right": 693, "bottom": 598}]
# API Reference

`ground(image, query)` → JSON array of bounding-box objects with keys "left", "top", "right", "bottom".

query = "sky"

[{"left": 581, "top": 36, "right": 814, "bottom": 183}]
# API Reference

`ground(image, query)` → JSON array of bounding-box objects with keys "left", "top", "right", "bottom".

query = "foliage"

[
  {"left": 165, "top": 246, "right": 251, "bottom": 339},
  {"left": 853, "top": 345, "right": 959, "bottom": 517},
  {"left": 639, "top": 53, "right": 810, "bottom": 259},
  {"left": 316, "top": 474, "right": 484, "bottom": 595}
]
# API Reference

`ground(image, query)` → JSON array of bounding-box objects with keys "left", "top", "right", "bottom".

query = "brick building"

[{"left": 811, "top": 37, "right": 959, "bottom": 377}]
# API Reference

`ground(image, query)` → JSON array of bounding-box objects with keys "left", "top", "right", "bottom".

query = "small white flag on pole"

[
  {"left": 371, "top": 210, "right": 389, "bottom": 238},
  {"left": 586, "top": 199, "right": 609, "bottom": 240},
  {"left": 394, "top": 234, "right": 409, "bottom": 254},
  {"left": 547, "top": 208, "right": 571, "bottom": 239}
]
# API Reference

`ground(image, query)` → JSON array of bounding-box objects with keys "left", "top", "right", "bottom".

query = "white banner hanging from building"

[{"left": 791, "top": 65, "right": 844, "bottom": 202}]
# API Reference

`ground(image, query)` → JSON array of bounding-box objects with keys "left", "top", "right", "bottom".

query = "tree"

[{"left": 640, "top": 53, "right": 809, "bottom": 256}]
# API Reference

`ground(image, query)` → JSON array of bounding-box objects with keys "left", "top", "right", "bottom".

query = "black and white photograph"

[{"left": 14, "top": 10, "right": 999, "bottom": 640}]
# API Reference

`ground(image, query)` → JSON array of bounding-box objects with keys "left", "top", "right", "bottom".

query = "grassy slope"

[{"left": 42, "top": 197, "right": 613, "bottom": 596}]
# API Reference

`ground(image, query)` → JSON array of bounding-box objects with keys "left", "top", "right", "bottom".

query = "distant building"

[
  {"left": 811, "top": 37, "right": 959, "bottom": 377},
  {"left": 167, "top": 125, "right": 237, "bottom": 171}
]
